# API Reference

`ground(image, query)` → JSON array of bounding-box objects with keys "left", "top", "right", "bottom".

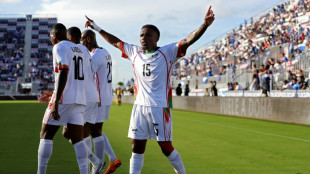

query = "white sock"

[
  {"left": 129, "top": 153, "right": 144, "bottom": 174},
  {"left": 84, "top": 136, "right": 92, "bottom": 174},
  {"left": 84, "top": 136, "right": 92, "bottom": 150},
  {"left": 37, "top": 139, "right": 53, "bottom": 174},
  {"left": 93, "top": 135, "right": 105, "bottom": 161},
  {"left": 102, "top": 133, "right": 116, "bottom": 161},
  {"left": 167, "top": 150, "right": 186, "bottom": 174},
  {"left": 73, "top": 141, "right": 89, "bottom": 174}
]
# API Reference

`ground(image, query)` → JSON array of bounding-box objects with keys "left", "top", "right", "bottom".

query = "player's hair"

[
  {"left": 67, "top": 27, "right": 82, "bottom": 41},
  {"left": 51, "top": 23, "right": 66, "bottom": 32},
  {"left": 51, "top": 23, "right": 67, "bottom": 40},
  {"left": 142, "top": 24, "right": 160, "bottom": 38}
]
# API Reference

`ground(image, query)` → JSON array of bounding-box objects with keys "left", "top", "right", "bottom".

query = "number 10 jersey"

[{"left": 51, "top": 40, "right": 87, "bottom": 105}]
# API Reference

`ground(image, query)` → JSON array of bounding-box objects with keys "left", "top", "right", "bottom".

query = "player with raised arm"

[
  {"left": 37, "top": 24, "right": 104, "bottom": 174},
  {"left": 85, "top": 5, "right": 215, "bottom": 174},
  {"left": 81, "top": 29, "right": 121, "bottom": 174}
]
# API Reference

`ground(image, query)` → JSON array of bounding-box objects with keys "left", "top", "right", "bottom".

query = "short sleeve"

[
  {"left": 120, "top": 41, "right": 138, "bottom": 61},
  {"left": 54, "top": 44, "right": 69, "bottom": 70},
  {"left": 161, "top": 41, "right": 187, "bottom": 63}
]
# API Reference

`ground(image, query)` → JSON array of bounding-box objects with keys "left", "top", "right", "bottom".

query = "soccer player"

[
  {"left": 37, "top": 23, "right": 104, "bottom": 174},
  {"left": 81, "top": 29, "right": 121, "bottom": 174},
  {"left": 63, "top": 26, "right": 106, "bottom": 174},
  {"left": 85, "top": 5, "right": 215, "bottom": 174}
]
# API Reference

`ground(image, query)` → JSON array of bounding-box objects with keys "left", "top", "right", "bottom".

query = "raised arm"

[
  {"left": 179, "top": 6, "right": 215, "bottom": 52},
  {"left": 85, "top": 15, "right": 123, "bottom": 50}
]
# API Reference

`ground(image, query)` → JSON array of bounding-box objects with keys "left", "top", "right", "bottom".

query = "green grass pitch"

[{"left": 0, "top": 101, "right": 309, "bottom": 174}]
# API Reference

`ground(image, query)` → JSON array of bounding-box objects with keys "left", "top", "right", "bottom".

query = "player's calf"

[
  {"left": 90, "top": 123, "right": 103, "bottom": 138},
  {"left": 158, "top": 141, "right": 174, "bottom": 156},
  {"left": 158, "top": 141, "right": 186, "bottom": 174}
]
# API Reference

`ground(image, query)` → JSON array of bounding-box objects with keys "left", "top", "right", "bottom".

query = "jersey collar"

[{"left": 144, "top": 47, "right": 160, "bottom": 54}]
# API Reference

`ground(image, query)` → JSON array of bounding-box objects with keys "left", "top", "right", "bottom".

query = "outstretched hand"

[
  {"left": 85, "top": 15, "right": 94, "bottom": 29},
  {"left": 84, "top": 15, "right": 102, "bottom": 32},
  {"left": 204, "top": 6, "right": 215, "bottom": 27}
]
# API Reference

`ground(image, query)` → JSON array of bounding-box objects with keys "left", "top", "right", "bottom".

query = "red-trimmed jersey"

[
  {"left": 77, "top": 44, "right": 99, "bottom": 103},
  {"left": 120, "top": 41, "right": 186, "bottom": 108},
  {"left": 49, "top": 40, "right": 87, "bottom": 105},
  {"left": 91, "top": 48, "right": 112, "bottom": 106}
]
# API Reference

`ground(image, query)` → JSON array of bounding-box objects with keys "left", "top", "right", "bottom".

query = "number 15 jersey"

[{"left": 120, "top": 41, "right": 186, "bottom": 108}]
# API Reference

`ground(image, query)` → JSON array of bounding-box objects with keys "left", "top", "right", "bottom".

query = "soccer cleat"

[
  {"left": 104, "top": 158, "right": 122, "bottom": 174},
  {"left": 92, "top": 161, "right": 106, "bottom": 174}
]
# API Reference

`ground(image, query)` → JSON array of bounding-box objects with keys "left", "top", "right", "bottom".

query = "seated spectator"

[
  {"left": 227, "top": 82, "right": 234, "bottom": 91},
  {"left": 287, "top": 70, "right": 294, "bottom": 82},
  {"left": 234, "top": 82, "right": 243, "bottom": 91},
  {"left": 289, "top": 74, "right": 298, "bottom": 85},
  {"left": 292, "top": 79, "right": 300, "bottom": 90},
  {"left": 279, "top": 80, "right": 293, "bottom": 91},
  {"left": 295, "top": 69, "right": 304, "bottom": 79},
  {"left": 298, "top": 76, "right": 308, "bottom": 90}
]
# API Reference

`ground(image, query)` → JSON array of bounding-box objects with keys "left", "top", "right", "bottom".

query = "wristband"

[{"left": 92, "top": 21, "right": 102, "bottom": 32}]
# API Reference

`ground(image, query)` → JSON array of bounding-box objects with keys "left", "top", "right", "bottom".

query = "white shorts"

[
  {"left": 96, "top": 105, "right": 111, "bottom": 123},
  {"left": 128, "top": 105, "right": 173, "bottom": 141},
  {"left": 42, "top": 104, "right": 85, "bottom": 126},
  {"left": 84, "top": 102, "right": 98, "bottom": 124}
]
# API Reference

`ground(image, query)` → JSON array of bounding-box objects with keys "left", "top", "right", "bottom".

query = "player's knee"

[
  {"left": 40, "top": 125, "right": 57, "bottom": 139},
  {"left": 62, "top": 128, "right": 70, "bottom": 140},
  {"left": 158, "top": 142, "right": 174, "bottom": 156},
  {"left": 40, "top": 130, "right": 54, "bottom": 140},
  {"left": 131, "top": 139, "right": 146, "bottom": 154},
  {"left": 89, "top": 128, "right": 102, "bottom": 138}
]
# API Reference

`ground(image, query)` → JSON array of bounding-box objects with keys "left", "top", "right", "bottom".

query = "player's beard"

[{"left": 141, "top": 45, "right": 148, "bottom": 51}]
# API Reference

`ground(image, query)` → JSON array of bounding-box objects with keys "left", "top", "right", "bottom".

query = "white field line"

[{"left": 177, "top": 116, "right": 310, "bottom": 143}]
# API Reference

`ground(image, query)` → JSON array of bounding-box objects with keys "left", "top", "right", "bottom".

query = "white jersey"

[
  {"left": 77, "top": 44, "right": 99, "bottom": 103},
  {"left": 91, "top": 48, "right": 112, "bottom": 106},
  {"left": 49, "top": 40, "right": 86, "bottom": 105},
  {"left": 120, "top": 41, "right": 186, "bottom": 107}
]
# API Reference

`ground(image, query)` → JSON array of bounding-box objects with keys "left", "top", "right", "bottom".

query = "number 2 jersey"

[
  {"left": 120, "top": 41, "right": 186, "bottom": 108},
  {"left": 91, "top": 48, "right": 112, "bottom": 106},
  {"left": 50, "top": 40, "right": 87, "bottom": 105}
]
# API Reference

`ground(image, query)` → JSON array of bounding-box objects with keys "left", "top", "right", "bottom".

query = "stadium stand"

[
  {"left": 0, "top": 14, "right": 56, "bottom": 95},
  {"left": 171, "top": 0, "right": 310, "bottom": 97}
]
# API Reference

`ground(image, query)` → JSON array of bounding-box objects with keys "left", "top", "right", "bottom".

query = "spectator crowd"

[{"left": 172, "top": 0, "right": 310, "bottom": 92}]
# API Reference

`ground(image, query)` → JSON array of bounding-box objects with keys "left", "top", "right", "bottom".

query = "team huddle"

[{"left": 37, "top": 5, "right": 214, "bottom": 174}]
